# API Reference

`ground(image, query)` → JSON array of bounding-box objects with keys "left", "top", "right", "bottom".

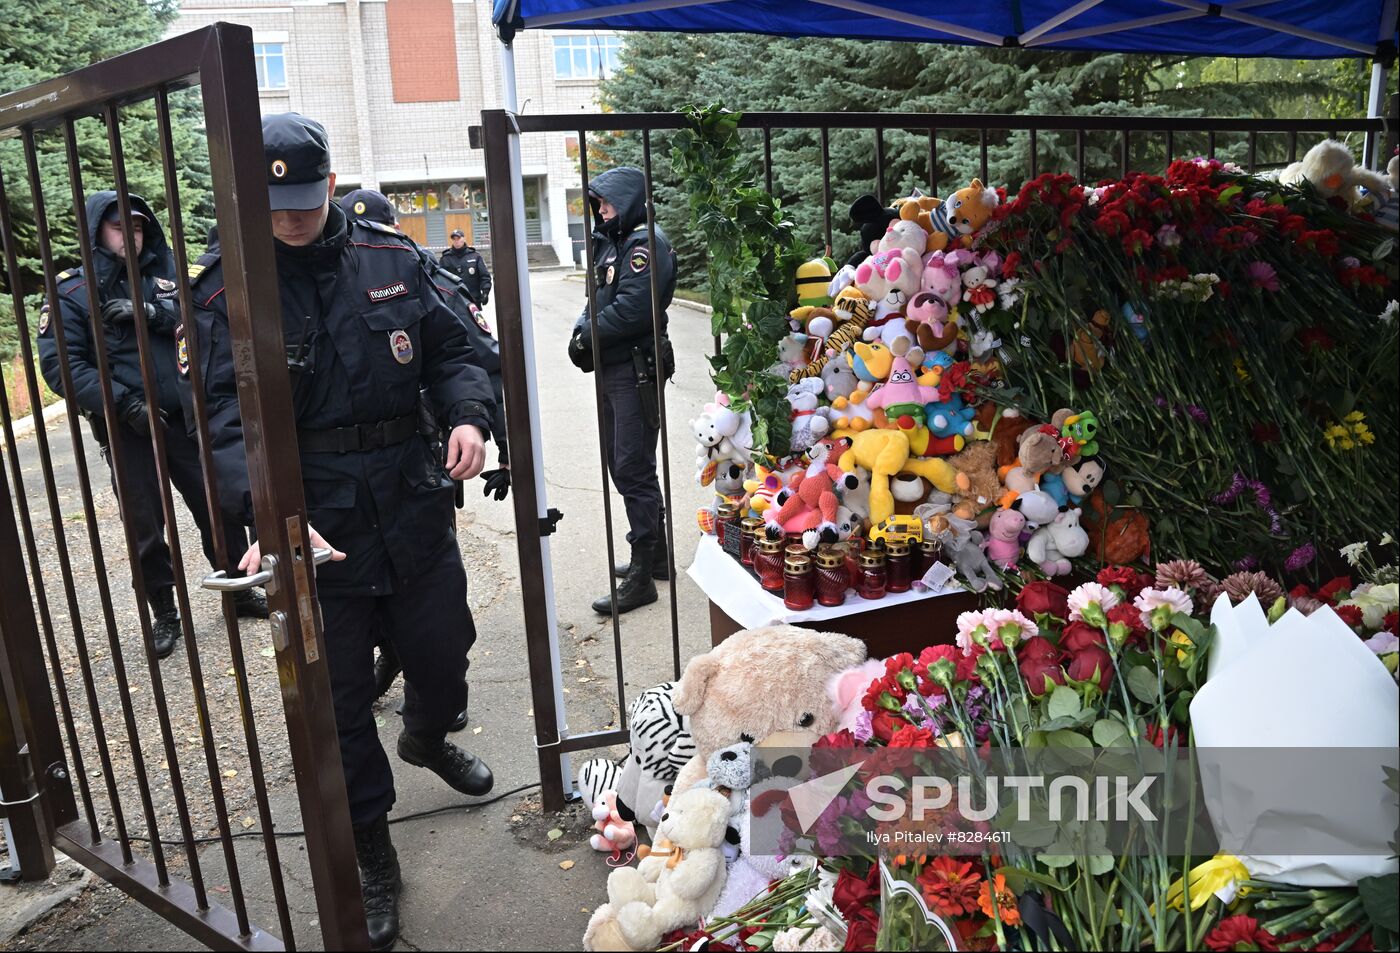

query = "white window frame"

[
  {"left": 253, "top": 41, "right": 289, "bottom": 91},
  {"left": 551, "top": 34, "right": 623, "bottom": 81}
]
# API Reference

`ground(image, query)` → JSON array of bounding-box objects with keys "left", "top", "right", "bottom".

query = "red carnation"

[
  {"left": 1298, "top": 326, "right": 1336, "bottom": 352},
  {"left": 889, "top": 724, "right": 936, "bottom": 748},
  {"left": 1106, "top": 603, "right": 1149, "bottom": 645},
  {"left": 1335, "top": 604, "right": 1364, "bottom": 629},
  {"left": 871, "top": 709, "right": 906, "bottom": 743},
  {"left": 1204, "top": 915, "right": 1279, "bottom": 952},
  {"left": 1122, "top": 228, "right": 1154, "bottom": 256},
  {"left": 1251, "top": 422, "right": 1281, "bottom": 444},
  {"left": 816, "top": 729, "right": 859, "bottom": 749},
  {"left": 1097, "top": 565, "right": 1152, "bottom": 597},
  {"left": 1385, "top": 611, "right": 1398, "bottom": 635},
  {"left": 1018, "top": 581, "right": 1071, "bottom": 619},
  {"left": 1317, "top": 576, "right": 1354, "bottom": 603}
]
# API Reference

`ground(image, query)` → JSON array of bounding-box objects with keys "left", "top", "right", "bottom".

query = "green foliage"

[
  {"left": 0, "top": 0, "right": 214, "bottom": 362},
  {"left": 598, "top": 34, "right": 1393, "bottom": 295},
  {"left": 671, "top": 104, "right": 810, "bottom": 456}
]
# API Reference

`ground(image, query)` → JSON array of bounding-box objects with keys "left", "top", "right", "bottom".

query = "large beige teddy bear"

[
  {"left": 583, "top": 786, "right": 732, "bottom": 951},
  {"left": 670, "top": 625, "right": 868, "bottom": 797}
]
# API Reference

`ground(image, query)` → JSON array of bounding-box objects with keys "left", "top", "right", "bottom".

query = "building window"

[
  {"left": 552, "top": 35, "right": 623, "bottom": 80},
  {"left": 254, "top": 43, "right": 287, "bottom": 90}
]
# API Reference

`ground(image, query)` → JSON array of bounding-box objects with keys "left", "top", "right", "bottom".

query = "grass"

[
  {"left": 2, "top": 357, "right": 64, "bottom": 419},
  {"left": 673, "top": 287, "right": 711, "bottom": 307}
]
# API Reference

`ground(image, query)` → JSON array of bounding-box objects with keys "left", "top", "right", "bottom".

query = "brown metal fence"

[
  {"left": 476, "top": 105, "right": 1395, "bottom": 813},
  {"left": 0, "top": 23, "right": 368, "bottom": 950}
]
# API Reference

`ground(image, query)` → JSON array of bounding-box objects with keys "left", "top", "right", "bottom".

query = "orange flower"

[
  {"left": 917, "top": 857, "right": 983, "bottom": 917},
  {"left": 978, "top": 874, "right": 1021, "bottom": 925}
]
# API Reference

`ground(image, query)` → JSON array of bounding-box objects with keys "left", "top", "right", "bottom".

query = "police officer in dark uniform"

[
  {"left": 337, "top": 188, "right": 510, "bottom": 714},
  {"left": 37, "top": 191, "right": 266, "bottom": 660},
  {"left": 189, "top": 114, "right": 496, "bottom": 951},
  {"left": 439, "top": 227, "right": 490, "bottom": 306},
  {"left": 567, "top": 166, "right": 676, "bottom": 614}
]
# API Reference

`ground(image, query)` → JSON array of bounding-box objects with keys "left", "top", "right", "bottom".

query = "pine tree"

[
  {"left": 0, "top": 0, "right": 214, "bottom": 361},
  {"left": 595, "top": 33, "right": 1383, "bottom": 291}
]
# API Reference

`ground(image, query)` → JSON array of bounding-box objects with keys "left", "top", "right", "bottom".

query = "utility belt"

[{"left": 298, "top": 413, "right": 420, "bottom": 454}]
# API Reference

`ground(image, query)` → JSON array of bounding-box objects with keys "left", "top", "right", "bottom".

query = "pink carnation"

[
  {"left": 1067, "top": 582, "right": 1121, "bottom": 622},
  {"left": 1246, "top": 261, "right": 1279, "bottom": 292},
  {"left": 1134, "top": 587, "right": 1194, "bottom": 617}
]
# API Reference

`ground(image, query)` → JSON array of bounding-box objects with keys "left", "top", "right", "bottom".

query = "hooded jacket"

[
  {"left": 37, "top": 191, "right": 183, "bottom": 424},
  {"left": 571, "top": 166, "right": 677, "bottom": 369}
]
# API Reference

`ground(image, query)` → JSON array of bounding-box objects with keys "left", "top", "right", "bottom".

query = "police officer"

[
  {"left": 568, "top": 167, "right": 676, "bottom": 614},
  {"left": 337, "top": 188, "right": 510, "bottom": 718},
  {"left": 439, "top": 227, "right": 490, "bottom": 306},
  {"left": 37, "top": 192, "right": 266, "bottom": 661},
  {"left": 190, "top": 114, "right": 496, "bottom": 951}
]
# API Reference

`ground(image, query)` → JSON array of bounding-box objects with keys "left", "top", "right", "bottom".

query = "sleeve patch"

[
  {"left": 188, "top": 263, "right": 205, "bottom": 280},
  {"left": 629, "top": 248, "right": 649, "bottom": 274}
]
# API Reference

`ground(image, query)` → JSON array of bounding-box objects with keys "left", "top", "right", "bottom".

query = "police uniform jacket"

[
  {"left": 189, "top": 203, "right": 496, "bottom": 595},
  {"left": 572, "top": 167, "right": 677, "bottom": 369},
  {"left": 439, "top": 243, "right": 491, "bottom": 304},
  {"left": 37, "top": 192, "right": 184, "bottom": 423},
  {"left": 413, "top": 244, "right": 508, "bottom": 464}
]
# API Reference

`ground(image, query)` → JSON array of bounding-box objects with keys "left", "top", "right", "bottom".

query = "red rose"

[
  {"left": 1335, "top": 604, "right": 1364, "bottom": 629},
  {"left": 1018, "top": 637, "right": 1064, "bottom": 696},
  {"left": 1144, "top": 721, "right": 1183, "bottom": 749},
  {"left": 833, "top": 867, "right": 879, "bottom": 919},
  {"left": 816, "top": 729, "right": 858, "bottom": 749},
  {"left": 1386, "top": 611, "right": 1398, "bottom": 635},
  {"left": 1017, "top": 581, "right": 1070, "bottom": 619},
  {"left": 843, "top": 915, "right": 878, "bottom": 953},
  {"left": 1061, "top": 621, "right": 1107, "bottom": 652},
  {"left": 1066, "top": 644, "right": 1114, "bottom": 692},
  {"left": 1204, "top": 915, "right": 1279, "bottom": 952},
  {"left": 1317, "top": 576, "right": 1353, "bottom": 604},
  {"left": 889, "top": 724, "right": 936, "bottom": 748}
]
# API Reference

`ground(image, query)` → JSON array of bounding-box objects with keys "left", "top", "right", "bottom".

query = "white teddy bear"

[{"left": 583, "top": 786, "right": 732, "bottom": 952}]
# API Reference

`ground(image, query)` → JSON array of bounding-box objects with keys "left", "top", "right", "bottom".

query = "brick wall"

[{"left": 386, "top": 0, "right": 458, "bottom": 104}]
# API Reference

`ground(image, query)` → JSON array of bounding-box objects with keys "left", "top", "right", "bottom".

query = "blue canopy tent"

[{"left": 493, "top": 0, "right": 1397, "bottom": 158}]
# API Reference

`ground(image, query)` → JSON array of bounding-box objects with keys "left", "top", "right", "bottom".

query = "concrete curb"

[
  {"left": 559, "top": 271, "right": 713, "bottom": 314},
  {"left": 7, "top": 399, "right": 69, "bottom": 442},
  {"left": 0, "top": 862, "right": 91, "bottom": 946}
]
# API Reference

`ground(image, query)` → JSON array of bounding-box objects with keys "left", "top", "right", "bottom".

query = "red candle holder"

[
  {"left": 858, "top": 550, "right": 887, "bottom": 600},
  {"left": 783, "top": 555, "right": 815, "bottom": 610}
]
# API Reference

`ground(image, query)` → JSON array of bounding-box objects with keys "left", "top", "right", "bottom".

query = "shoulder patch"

[
  {"left": 56, "top": 270, "right": 74, "bottom": 282},
  {"left": 629, "top": 247, "right": 649, "bottom": 274},
  {"left": 188, "top": 263, "right": 205, "bottom": 280}
]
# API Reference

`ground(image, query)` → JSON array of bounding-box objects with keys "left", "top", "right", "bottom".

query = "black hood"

[
  {"left": 588, "top": 167, "right": 647, "bottom": 237},
  {"left": 84, "top": 190, "right": 169, "bottom": 280}
]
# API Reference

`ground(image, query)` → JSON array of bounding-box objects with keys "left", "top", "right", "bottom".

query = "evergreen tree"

[
  {"left": 595, "top": 33, "right": 1390, "bottom": 289},
  {"left": 0, "top": 0, "right": 214, "bottom": 361}
]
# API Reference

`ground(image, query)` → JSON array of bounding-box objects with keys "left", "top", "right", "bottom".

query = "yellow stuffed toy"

[{"left": 838, "top": 428, "right": 959, "bottom": 525}]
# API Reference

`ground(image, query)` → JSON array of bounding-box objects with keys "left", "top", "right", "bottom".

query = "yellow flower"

[
  {"left": 1325, "top": 412, "right": 1374, "bottom": 452},
  {"left": 1159, "top": 855, "right": 1250, "bottom": 912},
  {"left": 1233, "top": 359, "right": 1251, "bottom": 383},
  {"left": 1168, "top": 629, "right": 1193, "bottom": 663}
]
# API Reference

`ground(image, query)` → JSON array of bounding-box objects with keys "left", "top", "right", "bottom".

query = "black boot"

[
  {"left": 228, "top": 588, "right": 270, "bottom": 620},
  {"left": 612, "top": 532, "right": 671, "bottom": 580},
  {"left": 374, "top": 643, "right": 403, "bottom": 700},
  {"left": 352, "top": 814, "right": 401, "bottom": 952},
  {"left": 449, "top": 683, "right": 468, "bottom": 732},
  {"left": 594, "top": 544, "right": 659, "bottom": 614},
  {"left": 149, "top": 588, "right": 182, "bottom": 660},
  {"left": 396, "top": 732, "right": 494, "bottom": 797}
]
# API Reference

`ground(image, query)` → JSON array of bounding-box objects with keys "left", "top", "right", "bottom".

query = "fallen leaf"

[
  {"left": 223, "top": 770, "right": 237, "bottom": 779},
  {"left": 472, "top": 726, "right": 483, "bottom": 735},
  {"left": 260, "top": 647, "right": 275, "bottom": 658},
  {"left": 547, "top": 828, "right": 563, "bottom": 841},
  {"left": 559, "top": 860, "right": 574, "bottom": 870},
  {"left": 242, "top": 817, "right": 255, "bottom": 829}
]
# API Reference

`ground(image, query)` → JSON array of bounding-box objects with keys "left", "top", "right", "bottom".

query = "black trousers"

[
  {"left": 321, "top": 538, "right": 475, "bottom": 826},
  {"left": 600, "top": 360, "right": 664, "bottom": 549},
  {"left": 108, "top": 417, "right": 248, "bottom": 596}
]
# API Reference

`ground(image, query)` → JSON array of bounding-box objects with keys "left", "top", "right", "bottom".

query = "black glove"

[
  {"left": 101, "top": 298, "right": 158, "bottom": 327},
  {"left": 567, "top": 324, "right": 594, "bottom": 373},
  {"left": 120, "top": 397, "right": 167, "bottom": 437},
  {"left": 481, "top": 468, "right": 511, "bottom": 501}
]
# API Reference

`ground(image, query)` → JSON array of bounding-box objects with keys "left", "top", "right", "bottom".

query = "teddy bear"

[
  {"left": 1026, "top": 507, "right": 1089, "bottom": 576},
  {"left": 854, "top": 219, "right": 929, "bottom": 320},
  {"left": 891, "top": 190, "right": 940, "bottom": 235},
  {"left": 944, "top": 440, "right": 1001, "bottom": 525},
  {"left": 694, "top": 741, "right": 778, "bottom": 921},
  {"left": 785, "top": 377, "right": 832, "bottom": 453},
  {"left": 692, "top": 394, "right": 753, "bottom": 477},
  {"left": 583, "top": 786, "right": 733, "bottom": 952},
  {"left": 1280, "top": 139, "right": 1395, "bottom": 211},
  {"left": 926, "top": 179, "right": 1001, "bottom": 252},
  {"left": 588, "top": 791, "right": 638, "bottom": 860},
  {"left": 670, "top": 625, "right": 867, "bottom": 798},
  {"left": 977, "top": 404, "right": 1034, "bottom": 469},
  {"left": 997, "top": 417, "right": 1072, "bottom": 508}
]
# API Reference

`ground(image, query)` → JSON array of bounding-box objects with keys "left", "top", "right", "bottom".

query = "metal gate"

[
  {"left": 476, "top": 105, "right": 1395, "bottom": 813},
  {"left": 0, "top": 24, "right": 368, "bottom": 950}
]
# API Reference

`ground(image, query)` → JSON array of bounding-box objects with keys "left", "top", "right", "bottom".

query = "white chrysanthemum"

[{"left": 1340, "top": 542, "right": 1369, "bottom": 566}]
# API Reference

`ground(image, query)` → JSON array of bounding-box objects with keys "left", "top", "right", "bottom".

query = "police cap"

[
  {"left": 340, "top": 189, "right": 396, "bottom": 226},
  {"left": 262, "top": 113, "right": 331, "bottom": 211},
  {"left": 449, "top": 228, "right": 465, "bottom": 238}
]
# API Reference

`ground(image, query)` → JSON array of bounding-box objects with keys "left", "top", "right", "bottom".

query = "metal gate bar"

[
  {"left": 0, "top": 22, "right": 369, "bottom": 949},
  {"left": 476, "top": 103, "right": 1393, "bottom": 813}
]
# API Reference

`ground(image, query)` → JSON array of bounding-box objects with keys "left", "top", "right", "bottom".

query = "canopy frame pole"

[
  {"left": 1019, "top": 0, "right": 1107, "bottom": 45},
  {"left": 1365, "top": 59, "right": 1389, "bottom": 169},
  {"left": 1162, "top": 0, "right": 1376, "bottom": 55},
  {"left": 1028, "top": 0, "right": 1273, "bottom": 47}
]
